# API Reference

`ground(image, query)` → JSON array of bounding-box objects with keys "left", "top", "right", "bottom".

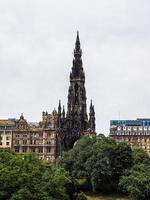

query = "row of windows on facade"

[
  {"left": 119, "top": 137, "right": 150, "bottom": 142},
  {"left": 0, "top": 131, "right": 11, "bottom": 134},
  {"left": 115, "top": 131, "right": 150, "bottom": 135},
  {"left": 0, "top": 128, "right": 12, "bottom": 131},
  {"left": 14, "top": 133, "right": 55, "bottom": 138},
  {"left": 116, "top": 126, "right": 150, "bottom": 131},
  {"left": 117, "top": 139, "right": 150, "bottom": 150},
  {"left": 0, "top": 131, "right": 56, "bottom": 137},
  {"left": 1, "top": 142, "right": 10, "bottom": 146},
  {"left": 111, "top": 121, "right": 150, "bottom": 127},
  {"left": 14, "top": 147, "right": 52, "bottom": 153},
  {"left": 14, "top": 140, "right": 54, "bottom": 145}
]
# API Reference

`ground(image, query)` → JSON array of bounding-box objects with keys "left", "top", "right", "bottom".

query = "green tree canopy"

[
  {"left": 59, "top": 135, "right": 133, "bottom": 193},
  {"left": 119, "top": 149, "right": 150, "bottom": 200},
  {"left": 0, "top": 150, "right": 72, "bottom": 200},
  {"left": 119, "top": 164, "right": 150, "bottom": 200},
  {"left": 132, "top": 148, "right": 150, "bottom": 165}
]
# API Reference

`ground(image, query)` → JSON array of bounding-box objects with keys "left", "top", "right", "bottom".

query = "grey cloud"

[{"left": 0, "top": 0, "right": 150, "bottom": 134}]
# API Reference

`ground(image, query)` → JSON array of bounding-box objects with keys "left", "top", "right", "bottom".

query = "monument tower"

[{"left": 57, "top": 32, "right": 96, "bottom": 155}]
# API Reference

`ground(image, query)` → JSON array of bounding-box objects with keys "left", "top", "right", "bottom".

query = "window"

[
  {"left": 47, "top": 147, "right": 51, "bottom": 153},
  {"left": 23, "top": 140, "right": 27, "bottom": 145},
  {"left": 6, "top": 142, "right": 9, "bottom": 146},
  {"left": 117, "top": 126, "right": 121, "bottom": 131},
  {"left": 16, "top": 134, "right": 19, "bottom": 137},
  {"left": 6, "top": 136, "right": 10, "bottom": 140},
  {"left": 15, "top": 140, "right": 19, "bottom": 145},
  {"left": 22, "top": 147, "right": 27, "bottom": 153},
  {"left": 15, "top": 147, "right": 19, "bottom": 153},
  {"left": 123, "top": 126, "right": 126, "bottom": 131},
  {"left": 47, "top": 140, "right": 51, "bottom": 145},
  {"left": 38, "top": 147, "right": 43, "bottom": 153},
  {"left": 23, "top": 134, "right": 27, "bottom": 137},
  {"left": 32, "top": 148, "right": 35, "bottom": 153}
]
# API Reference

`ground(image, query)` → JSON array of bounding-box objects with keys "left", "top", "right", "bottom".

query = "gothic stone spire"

[
  {"left": 57, "top": 100, "right": 61, "bottom": 128},
  {"left": 66, "top": 32, "right": 88, "bottom": 147},
  {"left": 56, "top": 33, "right": 96, "bottom": 154},
  {"left": 89, "top": 100, "right": 96, "bottom": 131}
]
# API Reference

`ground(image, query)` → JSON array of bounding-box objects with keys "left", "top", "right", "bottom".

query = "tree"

[
  {"left": 119, "top": 164, "right": 150, "bottom": 200},
  {"left": 0, "top": 151, "right": 72, "bottom": 200},
  {"left": 10, "top": 187, "right": 33, "bottom": 200},
  {"left": 132, "top": 148, "right": 150, "bottom": 165},
  {"left": 59, "top": 135, "right": 132, "bottom": 193},
  {"left": 119, "top": 149, "right": 150, "bottom": 200}
]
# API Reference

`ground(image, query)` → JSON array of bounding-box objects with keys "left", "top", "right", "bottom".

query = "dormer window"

[{"left": 117, "top": 126, "right": 121, "bottom": 131}]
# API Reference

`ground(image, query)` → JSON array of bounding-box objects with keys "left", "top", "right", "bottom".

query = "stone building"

[
  {"left": 12, "top": 113, "right": 57, "bottom": 163},
  {"left": 109, "top": 119, "right": 150, "bottom": 155},
  {"left": 0, "top": 119, "right": 15, "bottom": 149}
]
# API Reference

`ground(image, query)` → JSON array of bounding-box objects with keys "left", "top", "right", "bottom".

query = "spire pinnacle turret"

[
  {"left": 90, "top": 100, "right": 93, "bottom": 108},
  {"left": 58, "top": 100, "right": 61, "bottom": 115},
  {"left": 89, "top": 100, "right": 95, "bottom": 131},
  {"left": 74, "top": 31, "right": 82, "bottom": 59},
  {"left": 62, "top": 105, "right": 65, "bottom": 119},
  {"left": 76, "top": 31, "right": 80, "bottom": 44}
]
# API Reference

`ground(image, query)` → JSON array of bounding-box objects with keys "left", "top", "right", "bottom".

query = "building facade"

[
  {"left": 109, "top": 119, "right": 150, "bottom": 155},
  {"left": 11, "top": 112, "right": 57, "bottom": 163},
  {"left": 0, "top": 119, "right": 15, "bottom": 149}
]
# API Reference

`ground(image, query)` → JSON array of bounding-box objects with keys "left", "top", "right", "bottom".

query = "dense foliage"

[
  {"left": 119, "top": 148, "right": 150, "bottom": 200},
  {"left": 0, "top": 135, "right": 150, "bottom": 200},
  {"left": 119, "top": 164, "right": 150, "bottom": 200},
  {"left": 0, "top": 151, "right": 73, "bottom": 200},
  {"left": 59, "top": 135, "right": 133, "bottom": 193},
  {"left": 59, "top": 135, "right": 150, "bottom": 199}
]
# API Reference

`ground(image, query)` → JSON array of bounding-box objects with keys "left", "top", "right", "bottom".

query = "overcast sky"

[{"left": 0, "top": 0, "right": 150, "bottom": 134}]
